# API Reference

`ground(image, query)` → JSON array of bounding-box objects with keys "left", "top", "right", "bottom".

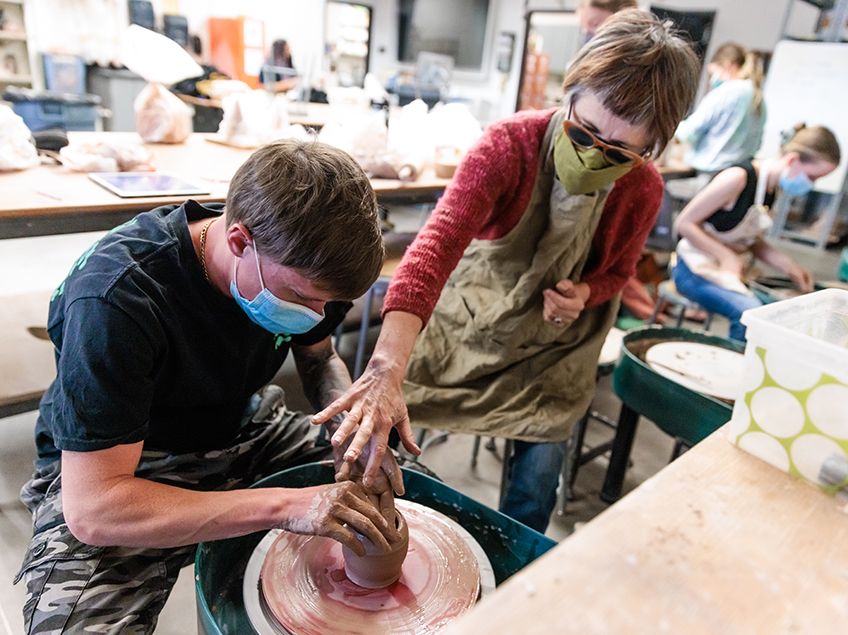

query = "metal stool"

[{"left": 649, "top": 279, "right": 713, "bottom": 330}]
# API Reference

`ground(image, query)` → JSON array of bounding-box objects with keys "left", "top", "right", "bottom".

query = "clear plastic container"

[{"left": 728, "top": 289, "right": 848, "bottom": 497}]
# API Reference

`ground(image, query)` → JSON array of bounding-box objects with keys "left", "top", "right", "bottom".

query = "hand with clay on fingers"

[
  {"left": 278, "top": 481, "right": 400, "bottom": 557},
  {"left": 334, "top": 442, "right": 400, "bottom": 527}
]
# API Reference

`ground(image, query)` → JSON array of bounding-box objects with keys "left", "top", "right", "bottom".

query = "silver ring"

[{"left": 554, "top": 317, "right": 563, "bottom": 324}]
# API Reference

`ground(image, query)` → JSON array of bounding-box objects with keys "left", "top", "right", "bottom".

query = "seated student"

[
  {"left": 15, "top": 139, "right": 402, "bottom": 634},
  {"left": 261, "top": 39, "right": 299, "bottom": 94},
  {"left": 673, "top": 124, "right": 841, "bottom": 341}
]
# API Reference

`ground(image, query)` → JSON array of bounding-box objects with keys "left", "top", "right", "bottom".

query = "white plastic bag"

[
  {"left": 217, "top": 90, "right": 312, "bottom": 148},
  {"left": 59, "top": 141, "right": 156, "bottom": 172},
  {"left": 0, "top": 105, "right": 40, "bottom": 171},
  {"left": 120, "top": 25, "right": 201, "bottom": 144},
  {"left": 134, "top": 82, "right": 192, "bottom": 144}
]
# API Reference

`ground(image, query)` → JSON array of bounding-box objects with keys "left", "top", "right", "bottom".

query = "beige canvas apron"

[{"left": 404, "top": 109, "right": 619, "bottom": 443}]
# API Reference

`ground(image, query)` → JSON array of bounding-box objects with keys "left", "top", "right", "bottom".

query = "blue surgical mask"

[
  {"left": 779, "top": 168, "right": 815, "bottom": 197},
  {"left": 709, "top": 73, "right": 724, "bottom": 89},
  {"left": 230, "top": 245, "right": 325, "bottom": 335}
]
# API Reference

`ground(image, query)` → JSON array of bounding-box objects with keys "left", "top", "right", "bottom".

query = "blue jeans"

[
  {"left": 499, "top": 439, "right": 567, "bottom": 533},
  {"left": 672, "top": 256, "right": 763, "bottom": 341}
]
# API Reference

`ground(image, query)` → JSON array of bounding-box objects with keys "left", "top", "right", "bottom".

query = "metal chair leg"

[
  {"left": 499, "top": 439, "right": 514, "bottom": 507},
  {"left": 471, "top": 435, "right": 482, "bottom": 467},
  {"left": 353, "top": 284, "right": 377, "bottom": 380},
  {"left": 600, "top": 403, "right": 640, "bottom": 504},
  {"left": 670, "top": 438, "right": 691, "bottom": 462},
  {"left": 557, "top": 413, "right": 588, "bottom": 515}
]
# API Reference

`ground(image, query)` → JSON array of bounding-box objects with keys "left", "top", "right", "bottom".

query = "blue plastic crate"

[{"left": 4, "top": 86, "right": 99, "bottom": 132}]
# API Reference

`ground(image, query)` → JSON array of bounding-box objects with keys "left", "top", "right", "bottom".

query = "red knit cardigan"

[{"left": 382, "top": 107, "right": 664, "bottom": 325}]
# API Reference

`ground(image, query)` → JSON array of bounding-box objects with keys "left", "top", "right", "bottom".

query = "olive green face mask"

[{"left": 553, "top": 128, "right": 634, "bottom": 195}]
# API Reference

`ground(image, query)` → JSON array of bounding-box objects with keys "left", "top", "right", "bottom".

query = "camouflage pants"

[{"left": 15, "top": 386, "right": 332, "bottom": 635}]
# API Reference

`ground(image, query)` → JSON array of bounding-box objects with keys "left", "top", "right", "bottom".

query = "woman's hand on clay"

[
  {"left": 543, "top": 280, "right": 586, "bottom": 327},
  {"left": 278, "top": 482, "right": 399, "bottom": 556},
  {"left": 313, "top": 357, "right": 418, "bottom": 491}
]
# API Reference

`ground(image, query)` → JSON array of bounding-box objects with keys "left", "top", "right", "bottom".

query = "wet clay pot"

[{"left": 342, "top": 509, "right": 409, "bottom": 588}]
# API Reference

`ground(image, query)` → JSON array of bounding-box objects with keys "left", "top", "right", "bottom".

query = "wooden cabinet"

[{"left": 0, "top": 0, "right": 34, "bottom": 92}]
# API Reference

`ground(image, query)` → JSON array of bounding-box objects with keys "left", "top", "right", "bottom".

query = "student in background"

[
  {"left": 575, "top": 0, "right": 639, "bottom": 40},
  {"left": 315, "top": 10, "right": 701, "bottom": 533},
  {"left": 675, "top": 42, "right": 767, "bottom": 177},
  {"left": 261, "top": 38, "right": 299, "bottom": 93},
  {"left": 673, "top": 124, "right": 840, "bottom": 341}
]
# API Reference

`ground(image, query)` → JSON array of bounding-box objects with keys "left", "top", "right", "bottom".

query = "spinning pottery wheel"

[
  {"left": 197, "top": 464, "right": 556, "bottom": 635},
  {"left": 244, "top": 500, "right": 493, "bottom": 635}
]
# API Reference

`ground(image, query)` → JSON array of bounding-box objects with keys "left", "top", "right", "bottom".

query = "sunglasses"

[{"left": 562, "top": 119, "right": 647, "bottom": 168}]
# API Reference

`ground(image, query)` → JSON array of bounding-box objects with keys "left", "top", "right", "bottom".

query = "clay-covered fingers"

[
  {"left": 377, "top": 488, "right": 396, "bottom": 526},
  {"left": 379, "top": 448, "right": 405, "bottom": 496},
  {"left": 335, "top": 484, "right": 397, "bottom": 551}
]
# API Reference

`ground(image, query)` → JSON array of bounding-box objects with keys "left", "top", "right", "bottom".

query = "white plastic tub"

[{"left": 728, "top": 289, "right": 848, "bottom": 497}]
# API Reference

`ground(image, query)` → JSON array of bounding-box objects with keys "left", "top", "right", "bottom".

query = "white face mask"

[{"left": 230, "top": 245, "right": 325, "bottom": 335}]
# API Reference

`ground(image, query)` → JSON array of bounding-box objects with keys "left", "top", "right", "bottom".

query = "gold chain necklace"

[{"left": 199, "top": 218, "right": 216, "bottom": 282}]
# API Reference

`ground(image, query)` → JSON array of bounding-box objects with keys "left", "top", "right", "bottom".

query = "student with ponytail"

[{"left": 675, "top": 42, "right": 767, "bottom": 175}]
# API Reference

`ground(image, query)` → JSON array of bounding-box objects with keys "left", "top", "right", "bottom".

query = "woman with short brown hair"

[{"left": 317, "top": 9, "right": 702, "bottom": 532}]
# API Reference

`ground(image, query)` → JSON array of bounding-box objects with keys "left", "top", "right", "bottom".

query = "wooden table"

[
  {"left": 0, "top": 131, "right": 452, "bottom": 239},
  {"left": 442, "top": 426, "right": 848, "bottom": 635}
]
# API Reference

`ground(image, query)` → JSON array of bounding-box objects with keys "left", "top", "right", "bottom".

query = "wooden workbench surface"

[
  {"left": 0, "top": 132, "right": 452, "bottom": 236},
  {"left": 442, "top": 426, "right": 848, "bottom": 635}
]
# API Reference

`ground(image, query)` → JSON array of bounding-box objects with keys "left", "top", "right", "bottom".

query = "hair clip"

[{"left": 779, "top": 128, "right": 795, "bottom": 146}]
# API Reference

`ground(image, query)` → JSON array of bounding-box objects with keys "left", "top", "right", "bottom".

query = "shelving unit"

[
  {"left": 780, "top": 0, "right": 848, "bottom": 42},
  {"left": 766, "top": 0, "right": 848, "bottom": 249},
  {"left": 0, "top": 0, "right": 34, "bottom": 93},
  {"left": 325, "top": 1, "right": 371, "bottom": 88}
]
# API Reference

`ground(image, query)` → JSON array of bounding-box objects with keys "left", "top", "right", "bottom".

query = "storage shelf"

[{"left": 0, "top": 74, "right": 32, "bottom": 84}]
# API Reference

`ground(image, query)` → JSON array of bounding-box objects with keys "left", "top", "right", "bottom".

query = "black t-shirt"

[
  {"left": 704, "top": 160, "right": 776, "bottom": 232},
  {"left": 35, "top": 200, "right": 349, "bottom": 460}
]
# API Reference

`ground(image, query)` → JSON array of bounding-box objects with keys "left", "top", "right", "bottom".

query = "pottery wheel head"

[{"left": 251, "top": 499, "right": 490, "bottom": 635}]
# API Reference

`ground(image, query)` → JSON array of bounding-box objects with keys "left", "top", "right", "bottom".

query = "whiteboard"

[{"left": 760, "top": 40, "right": 848, "bottom": 195}]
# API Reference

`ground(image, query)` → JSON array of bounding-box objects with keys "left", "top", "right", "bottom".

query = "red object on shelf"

[{"left": 519, "top": 52, "right": 551, "bottom": 111}]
